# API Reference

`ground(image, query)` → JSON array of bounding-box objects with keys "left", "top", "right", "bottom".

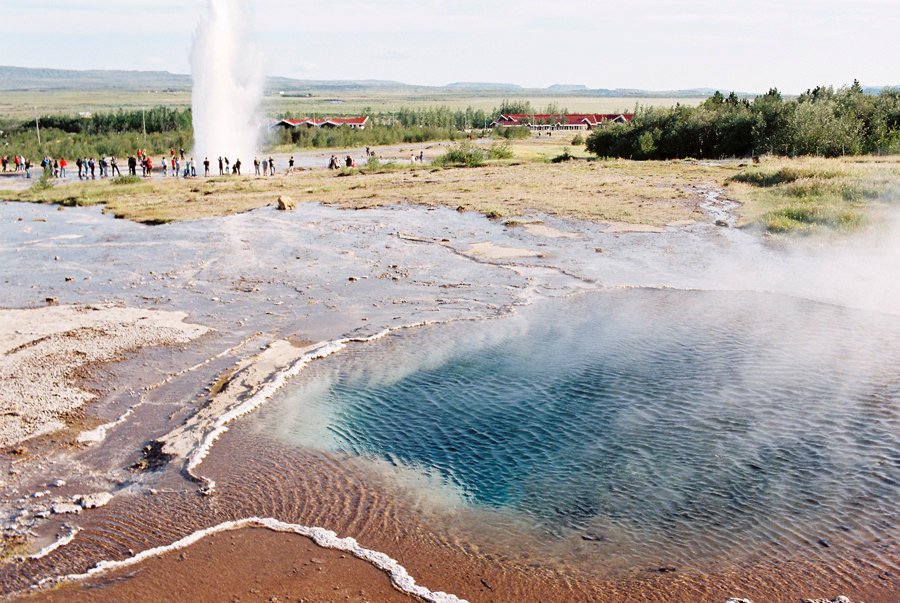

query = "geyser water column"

[{"left": 191, "top": 0, "right": 263, "bottom": 164}]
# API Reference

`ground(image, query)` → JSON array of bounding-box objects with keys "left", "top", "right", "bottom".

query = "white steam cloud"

[{"left": 190, "top": 0, "right": 264, "bottom": 165}]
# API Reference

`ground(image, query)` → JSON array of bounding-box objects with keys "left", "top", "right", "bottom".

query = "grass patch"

[
  {"left": 729, "top": 165, "right": 845, "bottom": 187},
  {"left": 781, "top": 179, "right": 879, "bottom": 202},
  {"left": 764, "top": 205, "right": 863, "bottom": 233},
  {"left": 726, "top": 156, "right": 898, "bottom": 234},
  {"left": 110, "top": 175, "right": 143, "bottom": 185}
]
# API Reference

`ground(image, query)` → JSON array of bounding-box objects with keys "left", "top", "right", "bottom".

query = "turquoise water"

[{"left": 265, "top": 290, "right": 900, "bottom": 566}]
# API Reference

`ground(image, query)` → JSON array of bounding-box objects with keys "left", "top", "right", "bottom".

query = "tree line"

[{"left": 586, "top": 82, "right": 900, "bottom": 159}]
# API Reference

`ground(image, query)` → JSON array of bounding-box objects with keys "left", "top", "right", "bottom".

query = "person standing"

[
  {"left": 234, "top": 158, "right": 241, "bottom": 175},
  {"left": 288, "top": 156, "right": 294, "bottom": 174},
  {"left": 89, "top": 157, "right": 96, "bottom": 179},
  {"left": 261, "top": 157, "right": 268, "bottom": 176},
  {"left": 190, "top": 158, "right": 196, "bottom": 177},
  {"left": 218, "top": 156, "right": 224, "bottom": 176},
  {"left": 203, "top": 157, "right": 210, "bottom": 177},
  {"left": 59, "top": 157, "right": 67, "bottom": 178},
  {"left": 111, "top": 156, "right": 121, "bottom": 177},
  {"left": 179, "top": 147, "right": 185, "bottom": 160},
  {"left": 254, "top": 156, "right": 260, "bottom": 176},
  {"left": 268, "top": 157, "right": 275, "bottom": 176}
]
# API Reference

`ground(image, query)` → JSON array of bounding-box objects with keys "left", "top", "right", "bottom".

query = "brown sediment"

[
  {"left": 6, "top": 424, "right": 896, "bottom": 603},
  {"left": 27, "top": 527, "right": 417, "bottom": 603}
]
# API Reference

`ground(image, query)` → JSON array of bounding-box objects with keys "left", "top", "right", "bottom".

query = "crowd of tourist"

[
  {"left": 1, "top": 149, "right": 297, "bottom": 181},
  {"left": 2, "top": 147, "right": 418, "bottom": 181}
]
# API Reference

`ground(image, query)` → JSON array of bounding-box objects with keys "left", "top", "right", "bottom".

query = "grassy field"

[
  {"left": 0, "top": 90, "right": 191, "bottom": 119},
  {"left": 0, "top": 90, "right": 700, "bottom": 120},
  {"left": 3, "top": 137, "right": 895, "bottom": 233},
  {"left": 265, "top": 94, "right": 700, "bottom": 118},
  {"left": 725, "top": 155, "right": 900, "bottom": 232},
  {"left": 1, "top": 139, "right": 729, "bottom": 226}
]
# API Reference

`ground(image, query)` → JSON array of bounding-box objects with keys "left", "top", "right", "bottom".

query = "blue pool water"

[{"left": 264, "top": 289, "right": 900, "bottom": 566}]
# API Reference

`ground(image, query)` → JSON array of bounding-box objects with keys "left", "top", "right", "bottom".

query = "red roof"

[
  {"left": 494, "top": 113, "right": 634, "bottom": 126},
  {"left": 276, "top": 117, "right": 369, "bottom": 127}
]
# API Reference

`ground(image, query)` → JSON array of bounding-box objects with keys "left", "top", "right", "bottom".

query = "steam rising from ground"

[
  {"left": 720, "top": 207, "right": 900, "bottom": 317},
  {"left": 191, "top": 0, "right": 263, "bottom": 164}
]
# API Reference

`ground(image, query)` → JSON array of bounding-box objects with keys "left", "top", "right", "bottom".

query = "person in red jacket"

[{"left": 59, "top": 157, "right": 68, "bottom": 178}]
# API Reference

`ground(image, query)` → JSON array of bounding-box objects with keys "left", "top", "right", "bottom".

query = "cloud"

[{"left": 1, "top": 0, "right": 898, "bottom": 92}]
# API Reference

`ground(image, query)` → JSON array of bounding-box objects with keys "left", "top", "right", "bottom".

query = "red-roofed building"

[
  {"left": 491, "top": 113, "right": 633, "bottom": 131},
  {"left": 272, "top": 116, "right": 370, "bottom": 130}
]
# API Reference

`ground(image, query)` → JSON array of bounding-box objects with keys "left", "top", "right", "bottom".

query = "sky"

[{"left": 2, "top": 0, "right": 899, "bottom": 94}]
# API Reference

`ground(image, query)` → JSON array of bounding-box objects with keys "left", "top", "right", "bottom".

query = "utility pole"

[{"left": 34, "top": 106, "right": 41, "bottom": 146}]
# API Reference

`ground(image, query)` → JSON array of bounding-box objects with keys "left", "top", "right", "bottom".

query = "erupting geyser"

[{"left": 191, "top": 0, "right": 263, "bottom": 163}]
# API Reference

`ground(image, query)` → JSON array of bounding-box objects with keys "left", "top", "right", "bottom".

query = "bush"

[
  {"left": 571, "top": 134, "right": 585, "bottom": 146},
  {"left": 585, "top": 85, "right": 900, "bottom": 160},
  {"left": 31, "top": 173, "right": 54, "bottom": 192},
  {"left": 551, "top": 148, "right": 575, "bottom": 163},
  {"left": 493, "top": 126, "right": 531, "bottom": 140},
  {"left": 434, "top": 143, "right": 484, "bottom": 167},
  {"left": 487, "top": 142, "right": 513, "bottom": 160}
]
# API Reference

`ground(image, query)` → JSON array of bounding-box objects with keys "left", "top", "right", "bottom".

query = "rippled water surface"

[{"left": 262, "top": 289, "right": 899, "bottom": 570}]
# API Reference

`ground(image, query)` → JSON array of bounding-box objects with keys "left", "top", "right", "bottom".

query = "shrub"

[
  {"left": 31, "top": 173, "right": 54, "bottom": 192},
  {"left": 487, "top": 142, "right": 513, "bottom": 160},
  {"left": 493, "top": 126, "right": 531, "bottom": 140},
  {"left": 434, "top": 143, "right": 484, "bottom": 167},
  {"left": 551, "top": 148, "right": 575, "bottom": 163},
  {"left": 571, "top": 134, "right": 585, "bottom": 146}
]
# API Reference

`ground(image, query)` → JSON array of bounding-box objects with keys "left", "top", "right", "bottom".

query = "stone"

[
  {"left": 76, "top": 492, "right": 113, "bottom": 509},
  {"left": 49, "top": 479, "right": 66, "bottom": 488},
  {"left": 51, "top": 502, "right": 82, "bottom": 515},
  {"left": 715, "top": 219, "right": 729, "bottom": 227},
  {"left": 276, "top": 195, "right": 295, "bottom": 211}
]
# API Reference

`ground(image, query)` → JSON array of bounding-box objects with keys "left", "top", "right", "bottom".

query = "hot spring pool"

[{"left": 260, "top": 289, "right": 900, "bottom": 570}]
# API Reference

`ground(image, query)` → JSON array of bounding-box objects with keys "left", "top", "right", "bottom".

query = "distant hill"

[
  {"left": 445, "top": 82, "right": 524, "bottom": 92},
  {"left": 547, "top": 84, "right": 589, "bottom": 92},
  {"left": 4, "top": 65, "right": 892, "bottom": 98},
  {"left": 0, "top": 66, "right": 190, "bottom": 92}
]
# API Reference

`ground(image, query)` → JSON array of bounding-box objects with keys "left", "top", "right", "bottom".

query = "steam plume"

[{"left": 190, "top": 0, "right": 263, "bottom": 163}]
